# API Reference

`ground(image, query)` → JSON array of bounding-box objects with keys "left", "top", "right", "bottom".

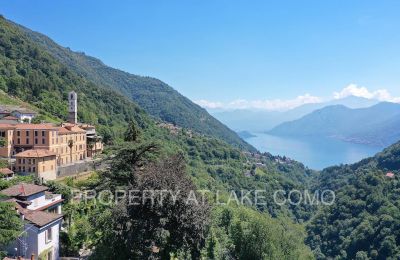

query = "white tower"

[{"left": 68, "top": 91, "right": 78, "bottom": 124}]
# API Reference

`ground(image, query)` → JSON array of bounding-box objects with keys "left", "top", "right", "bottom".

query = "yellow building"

[
  {"left": 0, "top": 124, "right": 15, "bottom": 157},
  {"left": 14, "top": 149, "right": 57, "bottom": 181},
  {"left": 55, "top": 124, "right": 87, "bottom": 166}
]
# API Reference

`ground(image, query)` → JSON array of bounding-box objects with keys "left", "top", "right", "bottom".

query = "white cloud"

[
  {"left": 333, "top": 83, "right": 400, "bottom": 102},
  {"left": 195, "top": 84, "right": 400, "bottom": 112},
  {"left": 194, "top": 94, "right": 322, "bottom": 111}
]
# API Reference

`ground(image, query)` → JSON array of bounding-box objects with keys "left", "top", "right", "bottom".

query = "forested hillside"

[
  {"left": 307, "top": 141, "right": 400, "bottom": 259},
  {"left": 0, "top": 15, "right": 318, "bottom": 258},
  {"left": 14, "top": 20, "right": 254, "bottom": 151}
]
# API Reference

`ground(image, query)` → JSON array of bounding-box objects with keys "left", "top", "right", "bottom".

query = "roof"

[
  {"left": 12, "top": 109, "right": 37, "bottom": 114},
  {"left": 0, "top": 123, "right": 16, "bottom": 129},
  {"left": 15, "top": 149, "right": 57, "bottom": 158},
  {"left": 0, "top": 168, "right": 13, "bottom": 175},
  {"left": 57, "top": 124, "right": 86, "bottom": 134},
  {"left": 1, "top": 183, "right": 48, "bottom": 197},
  {"left": 2, "top": 116, "right": 18, "bottom": 120},
  {"left": 15, "top": 123, "right": 56, "bottom": 130},
  {"left": 19, "top": 207, "right": 63, "bottom": 227},
  {"left": 386, "top": 172, "right": 395, "bottom": 178}
]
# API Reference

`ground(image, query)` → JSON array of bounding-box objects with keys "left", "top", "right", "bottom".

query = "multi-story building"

[
  {"left": 0, "top": 91, "right": 103, "bottom": 181},
  {"left": 0, "top": 183, "right": 63, "bottom": 260},
  {"left": 14, "top": 150, "right": 58, "bottom": 181}
]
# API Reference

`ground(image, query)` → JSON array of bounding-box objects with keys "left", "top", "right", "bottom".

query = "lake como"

[{"left": 246, "top": 133, "right": 383, "bottom": 170}]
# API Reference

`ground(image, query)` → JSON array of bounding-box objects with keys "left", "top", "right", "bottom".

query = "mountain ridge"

[
  {"left": 268, "top": 102, "right": 400, "bottom": 147},
  {"left": 12, "top": 20, "right": 255, "bottom": 152}
]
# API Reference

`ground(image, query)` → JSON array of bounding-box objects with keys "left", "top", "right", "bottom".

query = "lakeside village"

[{"left": 0, "top": 92, "right": 103, "bottom": 260}]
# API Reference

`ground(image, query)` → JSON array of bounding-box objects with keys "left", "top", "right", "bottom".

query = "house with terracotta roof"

[
  {"left": 0, "top": 168, "right": 14, "bottom": 180},
  {"left": 14, "top": 150, "right": 57, "bottom": 181},
  {"left": 1, "top": 183, "right": 63, "bottom": 260}
]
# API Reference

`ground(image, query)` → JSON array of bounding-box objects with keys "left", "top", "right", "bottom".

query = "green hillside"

[
  {"left": 307, "top": 141, "right": 400, "bottom": 259},
  {"left": 14, "top": 21, "right": 254, "bottom": 152}
]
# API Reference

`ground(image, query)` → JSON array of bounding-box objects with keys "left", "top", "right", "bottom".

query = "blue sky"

[{"left": 2, "top": 0, "right": 400, "bottom": 110}]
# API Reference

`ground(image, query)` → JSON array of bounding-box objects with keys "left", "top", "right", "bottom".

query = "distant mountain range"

[
  {"left": 13, "top": 20, "right": 254, "bottom": 151},
  {"left": 268, "top": 102, "right": 400, "bottom": 147},
  {"left": 211, "top": 96, "right": 379, "bottom": 132}
]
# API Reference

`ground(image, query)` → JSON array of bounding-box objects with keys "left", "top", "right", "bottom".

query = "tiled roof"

[
  {"left": 15, "top": 123, "right": 57, "bottom": 130},
  {"left": 1, "top": 183, "right": 48, "bottom": 197},
  {"left": 19, "top": 207, "right": 63, "bottom": 227},
  {"left": 0, "top": 168, "right": 13, "bottom": 175},
  {"left": 0, "top": 123, "right": 16, "bottom": 129},
  {"left": 58, "top": 124, "right": 86, "bottom": 134},
  {"left": 15, "top": 149, "right": 57, "bottom": 158}
]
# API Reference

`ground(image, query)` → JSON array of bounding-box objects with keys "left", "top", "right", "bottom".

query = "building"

[
  {"left": 0, "top": 168, "right": 14, "bottom": 180},
  {"left": 0, "top": 91, "right": 103, "bottom": 180},
  {"left": 80, "top": 124, "right": 103, "bottom": 157},
  {"left": 1, "top": 184, "right": 63, "bottom": 260},
  {"left": 11, "top": 110, "right": 37, "bottom": 123},
  {"left": 14, "top": 150, "right": 57, "bottom": 181}
]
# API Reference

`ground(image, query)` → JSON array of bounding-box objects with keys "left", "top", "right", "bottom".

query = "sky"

[{"left": 2, "top": 0, "right": 400, "bottom": 111}]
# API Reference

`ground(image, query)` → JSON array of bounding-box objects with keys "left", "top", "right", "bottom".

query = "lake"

[{"left": 245, "top": 133, "right": 383, "bottom": 170}]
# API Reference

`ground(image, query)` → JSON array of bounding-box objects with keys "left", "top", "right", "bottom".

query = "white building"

[
  {"left": 11, "top": 110, "right": 37, "bottom": 123},
  {"left": 1, "top": 184, "right": 63, "bottom": 260}
]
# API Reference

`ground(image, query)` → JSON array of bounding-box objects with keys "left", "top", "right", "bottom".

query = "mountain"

[
  {"left": 211, "top": 96, "right": 379, "bottom": 132},
  {"left": 268, "top": 102, "right": 400, "bottom": 146},
  {"left": 12, "top": 21, "right": 254, "bottom": 152},
  {"left": 307, "top": 141, "right": 400, "bottom": 259}
]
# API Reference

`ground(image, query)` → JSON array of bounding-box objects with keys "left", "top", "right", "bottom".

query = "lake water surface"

[{"left": 246, "top": 133, "right": 383, "bottom": 170}]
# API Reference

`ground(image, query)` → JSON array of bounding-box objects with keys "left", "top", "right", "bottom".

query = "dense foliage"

[
  {"left": 307, "top": 141, "right": 400, "bottom": 259},
  {"left": 0, "top": 201, "right": 23, "bottom": 251},
  {"left": 0, "top": 15, "right": 349, "bottom": 259}
]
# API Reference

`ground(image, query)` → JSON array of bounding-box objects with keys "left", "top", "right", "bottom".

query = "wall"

[{"left": 37, "top": 220, "right": 61, "bottom": 260}]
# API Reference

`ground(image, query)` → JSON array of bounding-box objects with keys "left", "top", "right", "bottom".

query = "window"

[
  {"left": 22, "top": 159, "right": 25, "bottom": 164},
  {"left": 18, "top": 159, "right": 21, "bottom": 164},
  {"left": 45, "top": 228, "right": 52, "bottom": 243},
  {"left": 17, "top": 138, "right": 20, "bottom": 144},
  {"left": 42, "top": 131, "right": 45, "bottom": 137},
  {"left": 34, "top": 131, "right": 38, "bottom": 137},
  {"left": 26, "top": 130, "right": 29, "bottom": 136},
  {"left": 32, "top": 166, "right": 36, "bottom": 172},
  {"left": 32, "top": 159, "right": 35, "bottom": 164},
  {"left": 26, "top": 138, "right": 29, "bottom": 144},
  {"left": 42, "top": 139, "right": 45, "bottom": 144},
  {"left": 17, "top": 131, "right": 20, "bottom": 137},
  {"left": 35, "top": 139, "right": 38, "bottom": 145}
]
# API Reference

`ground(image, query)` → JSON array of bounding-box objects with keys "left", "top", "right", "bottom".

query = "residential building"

[
  {"left": 14, "top": 150, "right": 57, "bottom": 181},
  {"left": 0, "top": 168, "right": 14, "bottom": 180},
  {"left": 0, "top": 184, "right": 63, "bottom": 260},
  {"left": 11, "top": 110, "right": 37, "bottom": 123}
]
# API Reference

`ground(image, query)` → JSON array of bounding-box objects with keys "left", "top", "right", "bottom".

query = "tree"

[
  {"left": 93, "top": 154, "right": 210, "bottom": 259},
  {"left": 0, "top": 201, "right": 23, "bottom": 248},
  {"left": 124, "top": 120, "right": 140, "bottom": 142}
]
